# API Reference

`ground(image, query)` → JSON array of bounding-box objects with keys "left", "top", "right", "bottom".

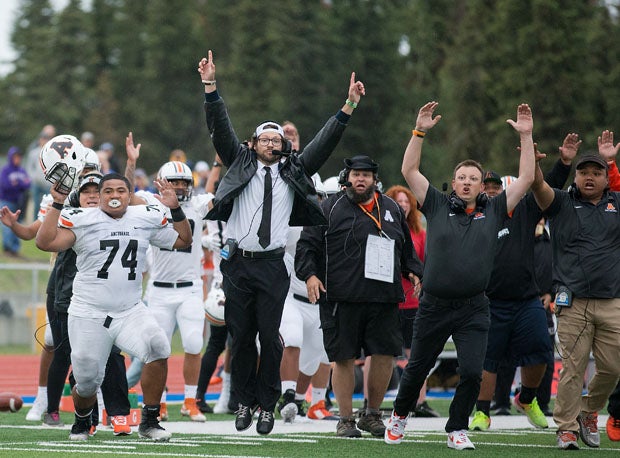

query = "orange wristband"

[{"left": 412, "top": 129, "right": 426, "bottom": 138}]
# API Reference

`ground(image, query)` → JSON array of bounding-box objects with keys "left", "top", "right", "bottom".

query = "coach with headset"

[
  {"left": 532, "top": 149, "right": 620, "bottom": 450},
  {"left": 386, "top": 102, "right": 536, "bottom": 450},
  {"left": 296, "top": 154, "right": 423, "bottom": 438},
  {"left": 197, "top": 51, "right": 365, "bottom": 435}
]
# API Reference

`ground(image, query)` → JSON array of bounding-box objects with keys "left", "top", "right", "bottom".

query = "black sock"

[
  {"left": 476, "top": 400, "right": 491, "bottom": 416},
  {"left": 142, "top": 404, "right": 160, "bottom": 421},
  {"left": 519, "top": 385, "right": 537, "bottom": 405}
]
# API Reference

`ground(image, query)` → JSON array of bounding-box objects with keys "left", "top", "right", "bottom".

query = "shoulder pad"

[{"left": 58, "top": 207, "right": 94, "bottom": 229}]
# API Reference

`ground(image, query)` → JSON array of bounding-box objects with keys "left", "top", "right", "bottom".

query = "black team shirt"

[{"left": 420, "top": 186, "right": 507, "bottom": 299}]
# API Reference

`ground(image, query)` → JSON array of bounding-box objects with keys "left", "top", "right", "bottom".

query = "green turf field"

[{"left": 1, "top": 400, "right": 618, "bottom": 457}]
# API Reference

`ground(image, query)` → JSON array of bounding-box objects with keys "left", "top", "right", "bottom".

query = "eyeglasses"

[{"left": 257, "top": 137, "right": 282, "bottom": 147}]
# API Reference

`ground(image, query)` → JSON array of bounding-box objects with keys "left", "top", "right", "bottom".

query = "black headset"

[
  {"left": 448, "top": 191, "right": 488, "bottom": 213},
  {"left": 338, "top": 167, "right": 379, "bottom": 187},
  {"left": 251, "top": 123, "right": 293, "bottom": 157}
]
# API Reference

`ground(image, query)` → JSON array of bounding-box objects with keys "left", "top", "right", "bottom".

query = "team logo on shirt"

[
  {"left": 384, "top": 210, "right": 394, "bottom": 222},
  {"left": 605, "top": 202, "right": 617, "bottom": 213},
  {"left": 473, "top": 212, "right": 485, "bottom": 220}
]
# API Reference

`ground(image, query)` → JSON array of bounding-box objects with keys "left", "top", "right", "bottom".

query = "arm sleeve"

[
  {"left": 204, "top": 96, "right": 242, "bottom": 167},
  {"left": 295, "top": 225, "right": 324, "bottom": 282},
  {"left": 608, "top": 161, "right": 620, "bottom": 192},
  {"left": 399, "top": 214, "right": 424, "bottom": 280},
  {"left": 544, "top": 159, "right": 571, "bottom": 189}
]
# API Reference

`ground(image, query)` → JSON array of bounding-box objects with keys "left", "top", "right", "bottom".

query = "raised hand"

[
  {"left": 0, "top": 206, "right": 20, "bottom": 228},
  {"left": 198, "top": 50, "right": 216, "bottom": 82},
  {"left": 347, "top": 72, "right": 365, "bottom": 104},
  {"left": 125, "top": 132, "right": 141, "bottom": 163},
  {"left": 598, "top": 129, "right": 620, "bottom": 161},
  {"left": 559, "top": 133, "right": 580, "bottom": 164},
  {"left": 506, "top": 103, "right": 533, "bottom": 134},
  {"left": 153, "top": 178, "right": 181, "bottom": 209},
  {"left": 415, "top": 101, "right": 442, "bottom": 132}
]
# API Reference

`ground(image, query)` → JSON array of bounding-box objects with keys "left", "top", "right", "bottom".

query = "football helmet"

[
  {"left": 157, "top": 161, "right": 193, "bottom": 201},
  {"left": 322, "top": 176, "right": 341, "bottom": 195},
  {"left": 501, "top": 175, "right": 517, "bottom": 188},
  {"left": 83, "top": 148, "right": 101, "bottom": 173},
  {"left": 204, "top": 283, "right": 225, "bottom": 326},
  {"left": 39, "top": 134, "right": 87, "bottom": 193}
]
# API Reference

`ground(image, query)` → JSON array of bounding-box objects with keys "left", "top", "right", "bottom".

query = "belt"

[
  {"left": 421, "top": 291, "right": 487, "bottom": 306},
  {"left": 153, "top": 281, "right": 193, "bottom": 288},
  {"left": 293, "top": 293, "right": 313, "bottom": 304},
  {"left": 240, "top": 247, "right": 285, "bottom": 260}
]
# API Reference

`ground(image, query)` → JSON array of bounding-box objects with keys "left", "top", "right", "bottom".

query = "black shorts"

[
  {"left": 399, "top": 308, "right": 417, "bottom": 350},
  {"left": 483, "top": 296, "right": 553, "bottom": 372},
  {"left": 319, "top": 301, "right": 402, "bottom": 362}
]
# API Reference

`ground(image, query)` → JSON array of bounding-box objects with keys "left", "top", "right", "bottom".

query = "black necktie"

[{"left": 257, "top": 166, "right": 272, "bottom": 249}]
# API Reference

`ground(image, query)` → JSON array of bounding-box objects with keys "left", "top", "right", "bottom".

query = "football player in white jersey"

[
  {"left": 278, "top": 178, "right": 336, "bottom": 422},
  {"left": 36, "top": 173, "right": 192, "bottom": 442},
  {"left": 132, "top": 160, "right": 214, "bottom": 422}
]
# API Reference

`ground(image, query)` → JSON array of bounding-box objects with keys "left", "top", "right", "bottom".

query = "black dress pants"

[{"left": 221, "top": 253, "right": 289, "bottom": 412}]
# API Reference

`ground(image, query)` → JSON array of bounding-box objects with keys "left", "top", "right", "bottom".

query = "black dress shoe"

[
  {"left": 256, "top": 410, "right": 274, "bottom": 435},
  {"left": 196, "top": 398, "right": 213, "bottom": 414},
  {"left": 413, "top": 401, "right": 440, "bottom": 418}
]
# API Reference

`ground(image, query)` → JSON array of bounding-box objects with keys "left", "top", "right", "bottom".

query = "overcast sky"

[{"left": 0, "top": 0, "right": 70, "bottom": 75}]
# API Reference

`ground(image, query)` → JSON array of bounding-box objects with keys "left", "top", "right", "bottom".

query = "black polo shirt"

[
  {"left": 486, "top": 193, "right": 542, "bottom": 300},
  {"left": 546, "top": 189, "right": 620, "bottom": 298},
  {"left": 420, "top": 185, "right": 507, "bottom": 299}
]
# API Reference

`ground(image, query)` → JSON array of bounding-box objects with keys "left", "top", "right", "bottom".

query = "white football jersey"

[
  {"left": 136, "top": 191, "right": 213, "bottom": 283},
  {"left": 60, "top": 205, "right": 179, "bottom": 317},
  {"left": 37, "top": 194, "right": 53, "bottom": 222},
  {"left": 286, "top": 226, "right": 307, "bottom": 297}
]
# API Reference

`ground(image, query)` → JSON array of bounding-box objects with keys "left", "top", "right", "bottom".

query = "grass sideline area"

[{"left": 0, "top": 401, "right": 619, "bottom": 458}]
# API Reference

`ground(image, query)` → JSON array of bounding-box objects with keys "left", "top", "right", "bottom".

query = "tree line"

[{"left": 1, "top": 0, "right": 618, "bottom": 186}]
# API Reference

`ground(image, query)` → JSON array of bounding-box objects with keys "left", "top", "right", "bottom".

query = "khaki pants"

[{"left": 554, "top": 297, "right": 620, "bottom": 431}]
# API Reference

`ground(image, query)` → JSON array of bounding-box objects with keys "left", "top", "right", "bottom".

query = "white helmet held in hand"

[
  {"left": 39, "top": 134, "right": 87, "bottom": 193},
  {"left": 157, "top": 161, "right": 193, "bottom": 201},
  {"left": 204, "top": 283, "right": 226, "bottom": 326}
]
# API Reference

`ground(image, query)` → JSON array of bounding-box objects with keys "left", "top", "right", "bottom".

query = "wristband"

[
  {"left": 170, "top": 206, "right": 187, "bottom": 222},
  {"left": 345, "top": 99, "right": 358, "bottom": 109},
  {"left": 212, "top": 161, "right": 222, "bottom": 168},
  {"left": 202, "top": 80, "right": 216, "bottom": 86},
  {"left": 412, "top": 129, "right": 426, "bottom": 138},
  {"left": 51, "top": 202, "right": 64, "bottom": 211}
]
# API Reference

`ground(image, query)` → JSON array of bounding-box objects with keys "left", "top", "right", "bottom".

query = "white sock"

[
  {"left": 160, "top": 390, "right": 167, "bottom": 404},
  {"left": 312, "top": 388, "right": 326, "bottom": 406},
  {"left": 37, "top": 386, "right": 47, "bottom": 398},
  {"left": 281, "top": 380, "right": 297, "bottom": 393},
  {"left": 185, "top": 385, "right": 198, "bottom": 400},
  {"left": 295, "top": 392, "right": 306, "bottom": 402}
]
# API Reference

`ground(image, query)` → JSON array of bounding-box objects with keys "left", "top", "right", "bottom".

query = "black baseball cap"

[
  {"left": 575, "top": 154, "right": 608, "bottom": 171},
  {"left": 483, "top": 170, "right": 502, "bottom": 185},
  {"left": 344, "top": 155, "right": 379, "bottom": 172}
]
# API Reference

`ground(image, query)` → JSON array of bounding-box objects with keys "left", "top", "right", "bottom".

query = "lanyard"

[{"left": 358, "top": 194, "right": 382, "bottom": 233}]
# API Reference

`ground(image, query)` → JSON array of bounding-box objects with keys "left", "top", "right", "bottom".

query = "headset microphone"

[
  {"left": 271, "top": 149, "right": 291, "bottom": 157},
  {"left": 342, "top": 181, "right": 352, "bottom": 188}
]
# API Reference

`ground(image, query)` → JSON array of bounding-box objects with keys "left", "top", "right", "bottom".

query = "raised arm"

[
  {"left": 598, "top": 129, "right": 620, "bottom": 191},
  {"left": 0, "top": 206, "right": 41, "bottom": 240},
  {"left": 340, "top": 71, "right": 365, "bottom": 116},
  {"left": 205, "top": 153, "right": 222, "bottom": 194},
  {"left": 401, "top": 101, "right": 441, "bottom": 207},
  {"left": 35, "top": 186, "right": 76, "bottom": 252},
  {"left": 153, "top": 178, "right": 192, "bottom": 249},
  {"left": 544, "top": 133, "right": 580, "bottom": 189},
  {"left": 504, "top": 104, "right": 535, "bottom": 213},
  {"left": 124, "top": 132, "right": 147, "bottom": 205}
]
